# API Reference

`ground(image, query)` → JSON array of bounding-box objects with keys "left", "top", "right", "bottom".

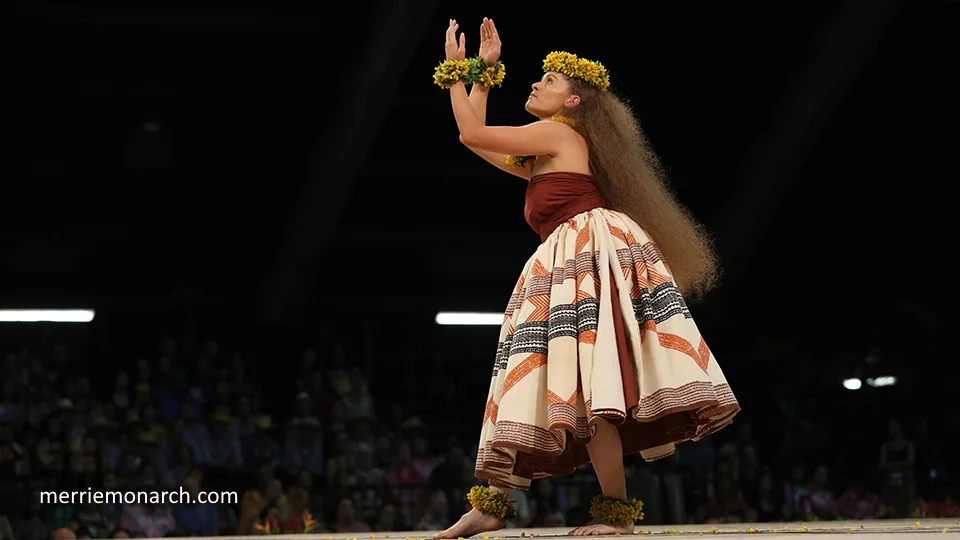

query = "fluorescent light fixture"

[
  {"left": 435, "top": 312, "right": 502, "bottom": 326},
  {"left": 842, "top": 377, "right": 862, "bottom": 390},
  {"left": 0, "top": 310, "right": 95, "bottom": 323},
  {"left": 867, "top": 376, "right": 897, "bottom": 388}
]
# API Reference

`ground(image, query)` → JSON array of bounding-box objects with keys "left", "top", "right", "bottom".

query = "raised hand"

[
  {"left": 478, "top": 17, "right": 501, "bottom": 66},
  {"left": 445, "top": 19, "right": 466, "bottom": 61}
]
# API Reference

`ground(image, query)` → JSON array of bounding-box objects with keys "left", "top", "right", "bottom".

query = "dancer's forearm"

[
  {"left": 450, "top": 81, "right": 483, "bottom": 141},
  {"left": 457, "top": 82, "right": 529, "bottom": 179},
  {"left": 469, "top": 84, "right": 490, "bottom": 125}
]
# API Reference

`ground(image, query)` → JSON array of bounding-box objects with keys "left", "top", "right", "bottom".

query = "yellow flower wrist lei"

[
  {"left": 434, "top": 57, "right": 506, "bottom": 89},
  {"left": 467, "top": 486, "right": 515, "bottom": 520},
  {"left": 589, "top": 495, "right": 644, "bottom": 524}
]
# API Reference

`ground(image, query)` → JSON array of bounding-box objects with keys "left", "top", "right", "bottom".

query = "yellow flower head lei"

[
  {"left": 467, "top": 486, "right": 516, "bottom": 520},
  {"left": 505, "top": 116, "right": 576, "bottom": 168},
  {"left": 589, "top": 495, "right": 644, "bottom": 524},
  {"left": 542, "top": 51, "right": 610, "bottom": 92}
]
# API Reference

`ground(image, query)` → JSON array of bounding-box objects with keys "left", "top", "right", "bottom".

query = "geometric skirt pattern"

[{"left": 475, "top": 208, "right": 740, "bottom": 490}]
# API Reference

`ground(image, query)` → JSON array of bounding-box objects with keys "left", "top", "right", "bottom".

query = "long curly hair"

[{"left": 561, "top": 77, "right": 720, "bottom": 298}]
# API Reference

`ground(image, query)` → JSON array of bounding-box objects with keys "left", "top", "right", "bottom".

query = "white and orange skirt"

[{"left": 475, "top": 208, "right": 740, "bottom": 490}]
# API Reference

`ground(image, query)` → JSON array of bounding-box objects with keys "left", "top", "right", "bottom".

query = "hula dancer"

[{"left": 433, "top": 18, "right": 740, "bottom": 538}]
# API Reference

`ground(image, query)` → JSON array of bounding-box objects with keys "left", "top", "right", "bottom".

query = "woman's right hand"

[
  {"left": 445, "top": 19, "right": 466, "bottom": 61},
  {"left": 478, "top": 17, "right": 501, "bottom": 66}
]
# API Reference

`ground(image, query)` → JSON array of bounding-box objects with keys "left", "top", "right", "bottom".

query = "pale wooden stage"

[{"left": 168, "top": 519, "right": 960, "bottom": 539}]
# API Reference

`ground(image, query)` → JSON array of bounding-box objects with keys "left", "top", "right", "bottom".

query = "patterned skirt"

[{"left": 475, "top": 208, "right": 740, "bottom": 490}]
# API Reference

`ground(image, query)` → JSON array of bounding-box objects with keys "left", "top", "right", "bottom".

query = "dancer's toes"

[
  {"left": 568, "top": 519, "right": 634, "bottom": 536},
  {"left": 433, "top": 508, "right": 504, "bottom": 539}
]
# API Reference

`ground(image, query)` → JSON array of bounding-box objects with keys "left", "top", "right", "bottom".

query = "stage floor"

[{"left": 183, "top": 520, "right": 959, "bottom": 539}]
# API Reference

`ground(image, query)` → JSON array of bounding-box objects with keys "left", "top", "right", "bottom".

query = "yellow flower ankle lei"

[
  {"left": 589, "top": 495, "right": 644, "bottom": 524},
  {"left": 434, "top": 56, "right": 506, "bottom": 89},
  {"left": 467, "top": 485, "right": 515, "bottom": 520}
]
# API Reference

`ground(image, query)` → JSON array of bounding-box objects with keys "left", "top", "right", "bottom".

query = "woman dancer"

[{"left": 432, "top": 18, "right": 740, "bottom": 538}]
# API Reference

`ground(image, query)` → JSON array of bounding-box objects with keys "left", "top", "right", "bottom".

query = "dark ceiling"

[{"left": 1, "top": 0, "right": 956, "bottom": 365}]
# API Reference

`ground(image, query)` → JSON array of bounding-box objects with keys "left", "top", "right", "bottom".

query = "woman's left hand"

[{"left": 445, "top": 19, "right": 466, "bottom": 61}]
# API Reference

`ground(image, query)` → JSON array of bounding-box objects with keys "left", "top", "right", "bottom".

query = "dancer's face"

[{"left": 525, "top": 72, "right": 580, "bottom": 118}]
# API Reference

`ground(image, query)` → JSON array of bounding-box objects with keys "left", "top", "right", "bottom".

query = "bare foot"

[
  {"left": 569, "top": 518, "right": 635, "bottom": 536},
  {"left": 433, "top": 508, "right": 504, "bottom": 539}
]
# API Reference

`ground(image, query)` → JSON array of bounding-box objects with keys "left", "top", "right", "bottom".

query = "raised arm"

[
  {"left": 459, "top": 84, "right": 535, "bottom": 178},
  {"left": 454, "top": 18, "right": 533, "bottom": 180},
  {"left": 452, "top": 82, "right": 571, "bottom": 156},
  {"left": 444, "top": 23, "right": 573, "bottom": 157}
]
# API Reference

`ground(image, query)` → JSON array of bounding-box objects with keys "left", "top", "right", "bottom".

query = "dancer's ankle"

[{"left": 468, "top": 485, "right": 515, "bottom": 521}]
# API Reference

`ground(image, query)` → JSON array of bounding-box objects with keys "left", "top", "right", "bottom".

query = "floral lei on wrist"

[
  {"left": 467, "top": 485, "right": 515, "bottom": 520},
  {"left": 505, "top": 116, "right": 577, "bottom": 168},
  {"left": 589, "top": 495, "right": 644, "bottom": 524},
  {"left": 434, "top": 56, "right": 506, "bottom": 89}
]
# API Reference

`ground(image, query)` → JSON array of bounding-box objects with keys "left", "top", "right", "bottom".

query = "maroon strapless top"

[{"left": 524, "top": 171, "right": 607, "bottom": 241}]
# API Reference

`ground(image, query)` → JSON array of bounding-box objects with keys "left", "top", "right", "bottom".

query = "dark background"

[{"left": 1, "top": 0, "right": 957, "bottom": 536}]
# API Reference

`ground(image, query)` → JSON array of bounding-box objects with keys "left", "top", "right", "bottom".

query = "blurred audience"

[{"left": 0, "top": 337, "right": 956, "bottom": 540}]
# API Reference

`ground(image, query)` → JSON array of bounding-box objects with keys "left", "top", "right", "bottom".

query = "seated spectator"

[
  {"left": 416, "top": 490, "right": 449, "bottom": 531},
  {"left": 386, "top": 443, "right": 426, "bottom": 522},
  {"left": 747, "top": 469, "right": 783, "bottom": 522},
  {"left": 354, "top": 442, "right": 386, "bottom": 488},
  {"left": 800, "top": 465, "right": 838, "bottom": 520},
  {"left": 782, "top": 463, "right": 808, "bottom": 520},
  {"left": 171, "top": 472, "right": 220, "bottom": 536},
  {"left": 243, "top": 415, "right": 281, "bottom": 469},
  {"left": 373, "top": 503, "right": 400, "bottom": 532},
  {"left": 349, "top": 414, "right": 377, "bottom": 449},
  {"left": 230, "top": 355, "right": 257, "bottom": 398},
  {"left": 837, "top": 483, "right": 882, "bottom": 520},
  {"left": 207, "top": 410, "right": 242, "bottom": 470},
  {"left": 294, "top": 468, "right": 324, "bottom": 515},
  {"left": 0, "top": 380, "right": 23, "bottom": 426},
  {"left": 99, "top": 472, "right": 123, "bottom": 529},
  {"left": 210, "top": 380, "right": 232, "bottom": 412},
  {"left": 430, "top": 444, "right": 469, "bottom": 493},
  {"left": 282, "top": 417, "right": 324, "bottom": 476},
  {"left": 119, "top": 498, "right": 176, "bottom": 538},
  {"left": 330, "top": 497, "right": 371, "bottom": 533},
  {"left": 179, "top": 405, "right": 212, "bottom": 465},
  {"left": 131, "top": 384, "right": 151, "bottom": 410},
  {"left": 879, "top": 419, "right": 915, "bottom": 518},
  {"left": 410, "top": 435, "right": 438, "bottom": 480},
  {"left": 374, "top": 432, "right": 395, "bottom": 470},
  {"left": 341, "top": 372, "right": 374, "bottom": 421},
  {"left": 151, "top": 356, "right": 182, "bottom": 421},
  {"left": 36, "top": 415, "right": 67, "bottom": 474},
  {"left": 110, "top": 372, "right": 131, "bottom": 415},
  {"left": 136, "top": 404, "right": 166, "bottom": 444},
  {"left": 71, "top": 503, "right": 109, "bottom": 539},
  {"left": 705, "top": 474, "right": 755, "bottom": 523},
  {"left": 232, "top": 396, "right": 257, "bottom": 438},
  {"left": 157, "top": 441, "right": 193, "bottom": 490},
  {"left": 281, "top": 487, "right": 314, "bottom": 533},
  {"left": 87, "top": 414, "right": 122, "bottom": 473}
]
